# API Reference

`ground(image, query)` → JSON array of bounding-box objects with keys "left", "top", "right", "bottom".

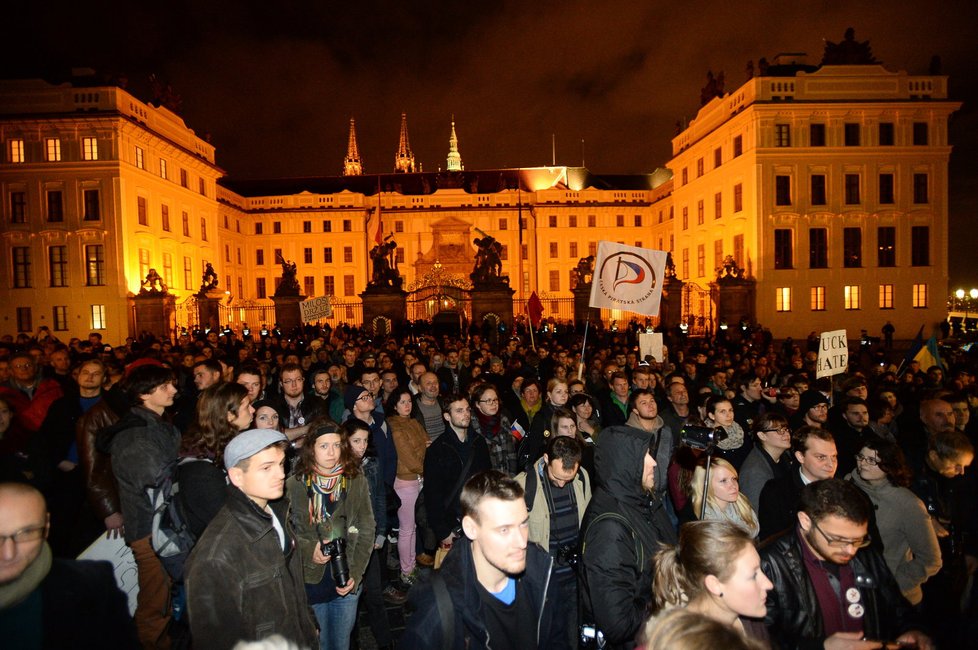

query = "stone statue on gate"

[
  {"left": 274, "top": 253, "right": 301, "bottom": 297},
  {"left": 471, "top": 230, "right": 504, "bottom": 284},
  {"left": 139, "top": 268, "right": 168, "bottom": 295},
  {"left": 198, "top": 262, "right": 219, "bottom": 294},
  {"left": 368, "top": 235, "right": 403, "bottom": 289},
  {"left": 573, "top": 255, "right": 595, "bottom": 287}
]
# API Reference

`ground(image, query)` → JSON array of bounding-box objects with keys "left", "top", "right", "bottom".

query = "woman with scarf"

[
  {"left": 704, "top": 396, "right": 752, "bottom": 471},
  {"left": 287, "top": 420, "right": 374, "bottom": 650},
  {"left": 470, "top": 382, "right": 518, "bottom": 475}
]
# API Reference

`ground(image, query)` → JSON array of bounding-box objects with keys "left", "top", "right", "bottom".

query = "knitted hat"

[
  {"left": 344, "top": 384, "right": 369, "bottom": 411},
  {"left": 798, "top": 389, "right": 829, "bottom": 412}
]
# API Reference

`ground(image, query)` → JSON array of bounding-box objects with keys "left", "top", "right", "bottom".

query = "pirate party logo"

[{"left": 596, "top": 251, "right": 658, "bottom": 306}]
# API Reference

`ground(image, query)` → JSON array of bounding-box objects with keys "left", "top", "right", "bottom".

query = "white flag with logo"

[{"left": 588, "top": 241, "right": 668, "bottom": 317}]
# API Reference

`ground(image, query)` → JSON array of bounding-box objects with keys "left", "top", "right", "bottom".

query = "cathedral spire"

[
  {"left": 394, "top": 112, "right": 415, "bottom": 173},
  {"left": 446, "top": 116, "right": 463, "bottom": 172},
  {"left": 343, "top": 118, "right": 363, "bottom": 176}
]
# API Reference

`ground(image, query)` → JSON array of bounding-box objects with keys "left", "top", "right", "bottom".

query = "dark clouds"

[{"left": 2, "top": 0, "right": 976, "bottom": 283}]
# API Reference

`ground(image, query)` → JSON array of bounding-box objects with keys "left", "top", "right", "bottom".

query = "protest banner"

[{"left": 816, "top": 329, "right": 849, "bottom": 378}]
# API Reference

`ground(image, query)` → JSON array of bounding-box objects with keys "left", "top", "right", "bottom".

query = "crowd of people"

[{"left": 1, "top": 320, "right": 977, "bottom": 649}]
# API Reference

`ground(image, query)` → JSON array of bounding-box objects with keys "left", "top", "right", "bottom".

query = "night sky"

[{"left": 2, "top": 1, "right": 975, "bottom": 285}]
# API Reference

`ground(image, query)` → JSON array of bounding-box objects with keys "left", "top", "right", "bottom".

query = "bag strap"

[
  {"left": 582, "top": 511, "right": 643, "bottom": 569},
  {"left": 431, "top": 573, "right": 455, "bottom": 647}
]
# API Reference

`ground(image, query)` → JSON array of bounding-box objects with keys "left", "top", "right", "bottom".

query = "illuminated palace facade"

[{"left": 0, "top": 60, "right": 959, "bottom": 343}]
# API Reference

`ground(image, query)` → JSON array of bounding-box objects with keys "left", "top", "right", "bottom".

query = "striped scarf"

[{"left": 304, "top": 465, "right": 347, "bottom": 523}]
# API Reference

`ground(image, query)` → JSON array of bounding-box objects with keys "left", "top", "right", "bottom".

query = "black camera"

[
  {"left": 321, "top": 538, "right": 350, "bottom": 586},
  {"left": 680, "top": 424, "right": 727, "bottom": 451},
  {"left": 555, "top": 543, "right": 580, "bottom": 568}
]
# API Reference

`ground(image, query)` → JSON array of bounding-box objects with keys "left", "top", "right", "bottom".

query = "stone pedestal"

[
  {"left": 713, "top": 278, "right": 756, "bottom": 331},
  {"left": 272, "top": 294, "right": 306, "bottom": 334},
  {"left": 573, "top": 285, "right": 592, "bottom": 324},
  {"left": 360, "top": 287, "right": 408, "bottom": 337},
  {"left": 196, "top": 290, "right": 224, "bottom": 332},
  {"left": 471, "top": 282, "right": 516, "bottom": 334},
  {"left": 659, "top": 278, "right": 684, "bottom": 331},
  {"left": 130, "top": 293, "right": 176, "bottom": 342}
]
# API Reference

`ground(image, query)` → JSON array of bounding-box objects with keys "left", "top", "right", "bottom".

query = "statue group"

[
  {"left": 197, "top": 262, "right": 219, "bottom": 295},
  {"left": 368, "top": 236, "right": 403, "bottom": 289},
  {"left": 274, "top": 254, "right": 301, "bottom": 297},
  {"left": 471, "top": 232, "right": 504, "bottom": 285}
]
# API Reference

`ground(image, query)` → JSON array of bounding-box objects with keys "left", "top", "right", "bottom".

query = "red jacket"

[{"left": 0, "top": 378, "right": 64, "bottom": 434}]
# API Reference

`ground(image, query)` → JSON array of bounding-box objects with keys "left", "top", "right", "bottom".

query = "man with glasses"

[
  {"left": 271, "top": 363, "right": 325, "bottom": 441},
  {"left": 0, "top": 351, "right": 63, "bottom": 436},
  {"left": 761, "top": 479, "right": 931, "bottom": 650},
  {"left": 758, "top": 426, "right": 837, "bottom": 541},
  {"left": 0, "top": 482, "right": 138, "bottom": 647},
  {"left": 740, "top": 414, "right": 793, "bottom": 510}
]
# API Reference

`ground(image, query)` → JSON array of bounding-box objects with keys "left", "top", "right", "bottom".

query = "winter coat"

[
  {"left": 760, "top": 528, "right": 918, "bottom": 649},
  {"left": 515, "top": 456, "right": 591, "bottom": 550},
  {"left": 185, "top": 486, "right": 319, "bottom": 650},
  {"left": 388, "top": 415, "right": 428, "bottom": 480},
  {"left": 422, "top": 429, "right": 492, "bottom": 541},
  {"left": 97, "top": 406, "right": 181, "bottom": 544},
  {"left": 76, "top": 387, "right": 128, "bottom": 520},
  {"left": 399, "top": 537, "right": 568, "bottom": 650},
  {"left": 848, "top": 471, "right": 942, "bottom": 604},
  {"left": 579, "top": 426, "right": 678, "bottom": 650},
  {"left": 739, "top": 445, "right": 791, "bottom": 511},
  {"left": 286, "top": 470, "right": 375, "bottom": 588},
  {"left": 0, "top": 378, "right": 63, "bottom": 434}
]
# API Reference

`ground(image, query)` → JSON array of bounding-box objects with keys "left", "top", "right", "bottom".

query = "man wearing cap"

[
  {"left": 185, "top": 429, "right": 318, "bottom": 650},
  {"left": 790, "top": 388, "right": 831, "bottom": 431}
]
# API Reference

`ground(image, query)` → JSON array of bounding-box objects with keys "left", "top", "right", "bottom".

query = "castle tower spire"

[
  {"left": 394, "top": 112, "right": 415, "bottom": 173},
  {"left": 343, "top": 118, "right": 363, "bottom": 176},
  {"left": 446, "top": 116, "right": 463, "bottom": 172}
]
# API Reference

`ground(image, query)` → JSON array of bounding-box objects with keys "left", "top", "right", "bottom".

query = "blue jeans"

[{"left": 311, "top": 587, "right": 361, "bottom": 650}]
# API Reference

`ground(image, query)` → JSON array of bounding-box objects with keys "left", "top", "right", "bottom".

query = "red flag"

[{"left": 527, "top": 291, "right": 544, "bottom": 328}]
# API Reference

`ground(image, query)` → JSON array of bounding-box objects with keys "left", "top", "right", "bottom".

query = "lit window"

[
  {"left": 810, "top": 286, "right": 826, "bottom": 311},
  {"left": 91, "top": 305, "right": 107, "bottom": 330},
  {"left": 45, "top": 138, "right": 61, "bottom": 162},
  {"left": 844, "top": 285, "right": 861, "bottom": 310},
  {"left": 135, "top": 146, "right": 144, "bottom": 169},
  {"left": 775, "top": 124, "right": 791, "bottom": 147},
  {"left": 160, "top": 158, "right": 168, "bottom": 179},
  {"left": 776, "top": 287, "right": 791, "bottom": 312},
  {"left": 912, "top": 284, "right": 928, "bottom": 308},
  {"left": 86, "top": 245, "right": 105, "bottom": 286},
  {"left": 879, "top": 284, "right": 894, "bottom": 309},
  {"left": 53, "top": 306, "right": 68, "bottom": 331},
  {"left": 9, "top": 139, "right": 25, "bottom": 163},
  {"left": 82, "top": 137, "right": 98, "bottom": 161}
]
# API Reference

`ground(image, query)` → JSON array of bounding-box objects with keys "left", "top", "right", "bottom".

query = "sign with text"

[
  {"left": 299, "top": 296, "right": 333, "bottom": 323},
  {"left": 639, "top": 332, "right": 664, "bottom": 362},
  {"left": 78, "top": 534, "right": 139, "bottom": 615},
  {"left": 816, "top": 329, "right": 849, "bottom": 378},
  {"left": 588, "top": 242, "right": 668, "bottom": 317}
]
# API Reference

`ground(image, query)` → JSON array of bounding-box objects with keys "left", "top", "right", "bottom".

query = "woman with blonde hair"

[
  {"left": 638, "top": 608, "right": 767, "bottom": 650},
  {"left": 651, "top": 520, "right": 772, "bottom": 644},
  {"left": 690, "top": 457, "right": 759, "bottom": 538}
]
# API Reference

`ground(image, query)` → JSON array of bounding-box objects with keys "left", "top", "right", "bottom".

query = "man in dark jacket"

[
  {"left": 422, "top": 394, "right": 491, "bottom": 551},
  {"left": 761, "top": 479, "right": 931, "bottom": 650},
  {"left": 0, "top": 482, "right": 139, "bottom": 649},
  {"left": 185, "top": 428, "right": 318, "bottom": 650},
  {"left": 579, "top": 425, "right": 677, "bottom": 650},
  {"left": 401, "top": 470, "right": 568, "bottom": 649},
  {"left": 97, "top": 364, "right": 180, "bottom": 649}
]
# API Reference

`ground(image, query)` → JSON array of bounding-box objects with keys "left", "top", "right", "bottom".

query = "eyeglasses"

[
  {"left": 478, "top": 398, "right": 499, "bottom": 405},
  {"left": 11, "top": 363, "right": 34, "bottom": 370},
  {"left": 762, "top": 426, "right": 791, "bottom": 435},
  {"left": 855, "top": 454, "right": 880, "bottom": 467},
  {"left": 811, "top": 519, "right": 871, "bottom": 549},
  {"left": 0, "top": 525, "right": 46, "bottom": 545}
]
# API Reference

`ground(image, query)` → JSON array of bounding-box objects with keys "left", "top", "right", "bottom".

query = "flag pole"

[{"left": 579, "top": 308, "right": 592, "bottom": 381}]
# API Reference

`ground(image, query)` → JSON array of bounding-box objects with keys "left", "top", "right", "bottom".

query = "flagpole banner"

[
  {"left": 816, "top": 329, "right": 849, "bottom": 379},
  {"left": 588, "top": 241, "right": 668, "bottom": 317}
]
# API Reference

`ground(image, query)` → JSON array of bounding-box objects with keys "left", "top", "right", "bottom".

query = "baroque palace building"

[{"left": 0, "top": 51, "right": 960, "bottom": 343}]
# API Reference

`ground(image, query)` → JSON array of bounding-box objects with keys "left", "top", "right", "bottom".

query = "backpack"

[{"left": 147, "top": 457, "right": 203, "bottom": 582}]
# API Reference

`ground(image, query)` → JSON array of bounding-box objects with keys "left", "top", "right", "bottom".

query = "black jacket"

[
  {"left": 760, "top": 528, "right": 918, "bottom": 650},
  {"left": 400, "top": 537, "right": 569, "bottom": 650},
  {"left": 185, "top": 486, "right": 319, "bottom": 650},
  {"left": 422, "top": 428, "right": 492, "bottom": 541},
  {"left": 758, "top": 467, "right": 807, "bottom": 542},
  {"left": 0, "top": 555, "right": 139, "bottom": 649},
  {"left": 97, "top": 406, "right": 181, "bottom": 544},
  {"left": 579, "top": 426, "right": 678, "bottom": 650}
]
